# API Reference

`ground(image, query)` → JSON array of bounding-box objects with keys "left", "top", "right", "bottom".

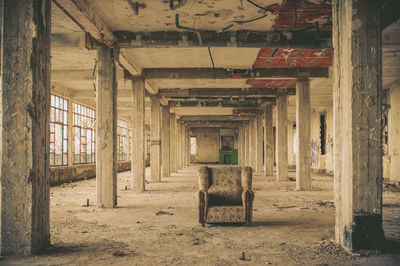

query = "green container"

[{"left": 219, "top": 149, "right": 238, "bottom": 164}]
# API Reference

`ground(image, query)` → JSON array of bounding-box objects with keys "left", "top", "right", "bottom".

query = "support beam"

[
  {"left": 115, "top": 30, "right": 331, "bottom": 49},
  {"left": 186, "top": 127, "right": 190, "bottom": 166},
  {"left": 150, "top": 95, "right": 161, "bottom": 182},
  {"left": 168, "top": 100, "right": 264, "bottom": 108},
  {"left": 96, "top": 46, "right": 117, "bottom": 208},
  {"left": 176, "top": 120, "right": 182, "bottom": 171},
  {"left": 256, "top": 114, "right": 264, "bottom": 173},
  {"left": 333, "top": 0, "right": 383, "bottom": 251},
  {"left": 143, "top": 68, "right": 329, "bottom": 79},
  {"left": 296, "top": 72, "right": 311, "bottom": 191},
  {"left": 1, "top": 0, "right": 50, "bottom": 255},
  {"left": 159, "top": 88, "right": 296, "bottom": 97},
  {"left": 276, "top": 90, "right": 288, "bottom": 181},
  {"left": 131, "top": 78, "right": 146, "bottom": 192},
  {"left": 250, "top": 119, "right": 257, "bottom": 169},
  {"left": 245, "top": 125, "right": 250, "bottom": 166},
  {"left": 169, "top": 113, "right": 177, "bottom": 174},
  {"left": 264, "top": 104, "right": 274, "bottom": 176},
  {"left": 181, "top": 125, "right": 186, "bottom": 167},
  {"left": 161, "top": 106, "right": 170, "bottom": 178},
  {"left": 180, "top": 115, "right": 251, "bottom": 122}
]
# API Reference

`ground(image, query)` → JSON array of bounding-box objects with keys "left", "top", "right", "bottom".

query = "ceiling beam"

[
  {"left": 142, "top": 68, "right": 329, "bottom": 79},
  {"left": 114, "top": 30, "right": 331, "bottom": 49},
  {"left": 159, "top": 88, "right": 296, "bottom": 97},
  {"left": 168, "top": 100, "right": 270, "bottom": 108},
  {"left": 181, "top": 115, "right": 251, "bottom": 121}
]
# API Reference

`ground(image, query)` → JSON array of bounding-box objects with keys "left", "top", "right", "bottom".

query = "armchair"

[{"left": 197, "top": 166, "right": 254, "bottom": 226}]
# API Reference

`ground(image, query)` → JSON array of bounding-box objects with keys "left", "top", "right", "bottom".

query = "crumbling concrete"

[
  {"left": 131, "top": 78, "right": 146, "bottom": 192},
  {"left": 96, "top": 46, "right": 117, "bottom": 208},
  {"left": 276, "top": 91, "right": 288, "bottom": 181},
  {"left": 333, "top": 0, "right": 384, "bottom": 251},
  {"left": 161, "top": 106, "right": 170, "bottom": 178},
  {"left": 264, "top": 104, "right": 274, "bottom": 176},
  {"left": 296, "top": 74, "right": 311, "bottom": 191},
  {"left": 150, "top": 95, "right": 161, "bottom": 182},
  {"left": 1, "top": 0, "right": 51, "bottom": 255}
]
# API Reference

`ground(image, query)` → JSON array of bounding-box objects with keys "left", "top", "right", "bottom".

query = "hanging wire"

[{"left": 208, "top": 47, "right": 216, "bottom": 79}]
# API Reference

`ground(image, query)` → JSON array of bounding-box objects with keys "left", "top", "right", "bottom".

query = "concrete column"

[
  {"left": 251, "top": 119, "right": 257, "bottom": 169},
  {"left": 131, "top": 78, "right": 146, "bottom": 192},
  {"left": 333, "top": 0, "right": 383, "bottom": 251},
  {"left": 176, "top": 120, "right": 182, "bottom": 171},
  {"left": 96, "top": 46, "right": 118, "bottom": 208},
  {"left": 0, "top": 0, "right": 51, "bottom": 255},
  {"left": 296, "top": 73, "right": 311, "bottom": 191},
  {"left": 264, "top": 104, "right": 274, "bottom": 176},
  {"left": 169, "top": 113, "right": 177, "bottom": 174},
  {"left": 245, "top": 125, "right": 250, "bottom": 165},
  {"left": 287, "top": 121, "right": 295, "bottom": 166},
  {"left": 127, "top": 120, "right": 132, "bottom": 161},
  {"left": 161, "top": 106, "right": 170, "bottom": 178},
  {"left": 276, "top": 90, "right": 288, "bottom": 181},
  {"left": 238, "top": 127, "right": 242, "bottom": 165},
  {"left": 181, "top": 124, "right": 185, "bottom": 167},
  {"left": 186, "top": 127, "right": 190, "bottom": 166},
  {"left": 256, "top": 114, "right": 264, "bottom": 173},
  {"left": 150, "top": 95, "right": 161, "bottom": 182}
]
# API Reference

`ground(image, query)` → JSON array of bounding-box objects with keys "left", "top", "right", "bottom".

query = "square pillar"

[
  {"left": 245, "top": 125, "right": 250, "bottom": 166},
  {"left": 150, "top": 95, "right": 161, "bottom": 182},
  {"left": 276, "top": 90, "right": 288, "bottom": 181},
  {"left": 161, "top": 106, "right": 170, "bottom": 178},
  {"left": 296, "top": 71, "right": 311, "bottom": 191},
  {"left": 96, "top": 46, "right": 118, "bottom": 208},
  {"left": 131, "top": 78, "right": 146, "bottom": 192},
  {"left": 238, "top": 127, "right": 243, "bottom": 166},
  {"left": 256, "top": 114, "right": 264, "bottom": 173},
  {"left": 333, "top": 0, "right": 383, "bottom": 251},
  {"left": 264, "top": 103, "right": 274, "bottom": 176},
  {"left": 169, "top": 113, "right": 177, "bottom": 174},
  {"left": 250, "top": 119, "right": 256, "bottom": 169},
  {"left": 185, "top": 127, "right": 190, "bottom": 166},
  {"left": 176, "top": 119, "right": 181, "bottom": 171},
  {"left": 1, "top": 0, "right": 51, "bottom": 255}
]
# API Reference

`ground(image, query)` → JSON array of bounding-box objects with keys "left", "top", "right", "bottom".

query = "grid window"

[
  {"left": 73, "top": 103, "right": 96, "bottom": 164},
  {"left": 50, "top": 95, "right": 68, "bottom": 166},
  {"left": 117, "top": 120, "right": 128, "bottom": 161}
]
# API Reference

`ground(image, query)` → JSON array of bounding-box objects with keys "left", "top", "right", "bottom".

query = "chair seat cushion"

[
  {"left": 206, "top": 206, "right": 244, "bottom": 223},
  {"left": 208, "top": 185, "right": 242, "bottom": 206}
]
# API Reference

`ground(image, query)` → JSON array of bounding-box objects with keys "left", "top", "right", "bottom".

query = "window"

[
  {"left": 73, "top": 103, "right": 96, "bottom": 164},
  {"left": 320, "top": 114, "right": 326, "bottom": 155},
  {"left": 117, "top": 120, "right": 128, "bottom": 161},
  {"left": 128, "top": 124, "right": 132, "bottom": 160},
  {"left": 190, "top": 137, "right": 197, "bottom": 155},
  {"left": 50, "top": 95, "right": 68, "bottom": 166}
]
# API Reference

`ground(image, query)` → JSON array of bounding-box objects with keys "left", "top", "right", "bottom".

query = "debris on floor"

[
  {"left": 112, "top": 250, "right": 125, "bottom": 257},
  {"left": 156, "top": 211, "right": 174, "bottom": 216}
]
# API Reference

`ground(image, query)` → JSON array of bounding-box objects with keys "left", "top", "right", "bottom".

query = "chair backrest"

[{"left": 209, "top": 167, "right": 242, "bottom": 189}]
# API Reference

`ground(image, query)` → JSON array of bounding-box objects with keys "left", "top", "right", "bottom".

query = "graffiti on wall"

[{"left": 312, "top": 140, "right": 319, "bottom": 165}]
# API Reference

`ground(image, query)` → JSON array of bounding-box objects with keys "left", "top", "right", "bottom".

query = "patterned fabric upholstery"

[{"left": 197, "top": 166, "right": 254, "bottom": 225}]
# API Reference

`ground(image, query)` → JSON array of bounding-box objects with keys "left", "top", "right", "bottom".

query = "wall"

[
  {"left": 389, "top": 81, "right": 400, "bottom": 185},
  {"left": 191, "top": 128, "right": 220, "bottom": 163},
  {"left": 310, "top": 106, "right": 334, "bottom": 175},
  {"left": 50, "top": 161, "right": 131, "bottom": 186}
]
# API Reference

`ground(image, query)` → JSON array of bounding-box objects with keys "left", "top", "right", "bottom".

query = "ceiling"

[{"left": 50, "top": 0, "right": 399, "bottom": 126}]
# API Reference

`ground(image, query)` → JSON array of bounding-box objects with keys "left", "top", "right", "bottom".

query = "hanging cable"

[
  {"left": 246, "top": 0, "right": 274, "bottom": 13},
  {"left": 208, "top": 47, "right": 216, "bottom": 79},
  {"left": 175, "top": 14, "right": 203, "bottom": 45}
]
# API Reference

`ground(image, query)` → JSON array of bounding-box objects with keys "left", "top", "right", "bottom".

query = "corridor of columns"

[{"left": 1, "top": 0, "right": 400, "bottom": 264}]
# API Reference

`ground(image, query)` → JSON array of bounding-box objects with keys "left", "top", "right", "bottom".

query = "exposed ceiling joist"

[
  {"left": 159, "top": 88, "right": 296, "bottom": 97},
  {"left": 114, "top": 30, "right": 331, "bottom": 49},
  {"left": 168, "top": 100, "right": 267, "bottom": 108},
  {"left": 181, "top": 115, "right": 251, "bottom": 121},
  {"left": 142, "top": 68, "right": 329, "bottom": 79}
]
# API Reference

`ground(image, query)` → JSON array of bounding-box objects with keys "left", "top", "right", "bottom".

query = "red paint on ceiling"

[
  {"left": 253, "top": 48, "right": 332, "bottom": 68},
  {"left": 245, "top": 79, "right": 296, "bottom": 88},
  {"left": 266, "top": 0, "right": 332, "bottom": 30}
]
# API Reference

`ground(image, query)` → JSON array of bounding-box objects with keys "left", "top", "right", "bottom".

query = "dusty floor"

[{"left": 2, "top": 166, "right": 400, "bottom": 265}]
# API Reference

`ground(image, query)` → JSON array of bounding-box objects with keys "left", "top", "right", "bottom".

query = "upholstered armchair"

[{"left": 197, "top": 166, "right": 254, "bottom": 226}]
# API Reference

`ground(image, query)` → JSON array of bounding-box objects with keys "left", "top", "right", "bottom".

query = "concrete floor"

[{"left": 3, "top": 166, "right": 400, "bottom": 265}]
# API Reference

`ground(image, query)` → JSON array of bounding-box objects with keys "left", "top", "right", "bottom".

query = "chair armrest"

[
  {"left": 242, "top": 189, "right": 254, "bottom": 225},
  {"left": 241, "top": 166, "right": 253, "bottom": 190},
  {"left": 197, "top": 166, "right": 210, "bottom": 191},
  {"left": 197, "top": 190, "right": 208, "bottom": 226}
]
